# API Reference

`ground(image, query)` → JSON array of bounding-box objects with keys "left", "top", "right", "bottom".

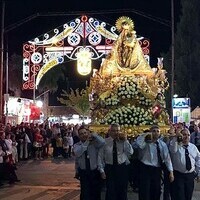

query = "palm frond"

[{"left": 58, "top": 87, "right": 90, "bottom": 116}]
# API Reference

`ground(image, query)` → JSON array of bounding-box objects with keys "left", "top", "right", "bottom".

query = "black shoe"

[
  {"left": 0, "top": 182, "right": 4, "bottom": 187},
  {"left": 15, "top": 179, "right": 21, "bottom": 182}
]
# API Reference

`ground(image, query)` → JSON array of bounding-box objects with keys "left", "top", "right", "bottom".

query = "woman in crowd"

[
  {"left": 33, "top": 128, "right": 43, "bottom": 160},
  {"left": 0, "top": 130, "right": 20, "bottom": 184}
]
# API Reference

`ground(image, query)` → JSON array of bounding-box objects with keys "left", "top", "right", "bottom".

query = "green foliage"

[
  {"left": 163, "top": 0, "right": 200, "bottom": 109},
  {"left": 58, "top": 88, "right": 90, "bottom": 116},
  {"left": 175, "top": 0, "right": 200, "bottom": 108}
]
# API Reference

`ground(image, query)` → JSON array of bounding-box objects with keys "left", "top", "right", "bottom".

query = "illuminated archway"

[{"left": 23, "top": 15, "right": 150, "bottom": 90}]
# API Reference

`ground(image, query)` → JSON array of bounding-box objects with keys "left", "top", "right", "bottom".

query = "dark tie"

[
  {"left": 85, "top": 150, "right": 90, "bottom": 171},
  {"left": 113, "top": 139, "right": 118, "bottom": 165},
  {"left": 156, "top": 141, "right": 162, "bottom": 166},
  {"left": 184, "top": 145, "right": 192, "bottom": 171}
]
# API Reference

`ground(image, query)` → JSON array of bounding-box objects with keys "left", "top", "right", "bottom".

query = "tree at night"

[{"left": 164, "top": 0, "right": 200, "bottom": 109}]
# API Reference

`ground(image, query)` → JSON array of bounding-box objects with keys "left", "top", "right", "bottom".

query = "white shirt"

[
  {"left": 5, "top": 139, "right": 12, "bottom": 155},
  {"left": 25, "top": 134, "right": 31, "bottom": 143},
  {"left": 136, "top": 133, "right": 173, "bottom": 172},
  {"left": 169, "top": 138, "right": 200, "bottom": 175},
  {"left": 67, "top": 136, "right": 74, "bottom": 146},
  {"left": 98, "top": 137, "right": 133, "bottom": 173},
  {"left": 74, "top": 133, "right": 105, "bottom": 171}
]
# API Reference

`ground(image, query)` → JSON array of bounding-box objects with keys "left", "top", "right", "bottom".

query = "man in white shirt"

[
  {"left": 98, "top": 123, "right": 133, "bottom": 200},
  {"left": 74, "top": 125, "right": 105, "bottom": 200},
  {"left": 136, "top": 125, "right": 174, "bottom": 200},
  {"left": 169, "top": 128, "right": 200, "bottom": 200}
]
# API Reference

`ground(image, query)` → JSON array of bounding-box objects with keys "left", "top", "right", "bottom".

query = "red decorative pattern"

[{"left": 139, "top": 39, "right": 150, "bottom": 55}]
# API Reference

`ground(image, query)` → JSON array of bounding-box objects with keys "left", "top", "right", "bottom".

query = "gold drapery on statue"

[{"left": 99, "top": 16, "right": 154, "bottom": 77}]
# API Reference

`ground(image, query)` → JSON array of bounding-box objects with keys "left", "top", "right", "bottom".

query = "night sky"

[{"left": 1, "top": 0, "right": 181, "bottom": 104}]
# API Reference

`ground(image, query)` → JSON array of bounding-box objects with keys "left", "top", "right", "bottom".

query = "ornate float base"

[{"left": 89, "top": 124, "right": 170, "bottom": 136}]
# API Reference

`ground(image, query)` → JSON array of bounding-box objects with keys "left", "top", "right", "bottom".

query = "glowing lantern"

[{"left": 77, "top": 49, "right": 92, "bottom": 75}]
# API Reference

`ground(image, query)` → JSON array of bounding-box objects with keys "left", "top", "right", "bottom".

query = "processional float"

[{"left": 88, "top": 16, "right": 170, "bottom": 135}]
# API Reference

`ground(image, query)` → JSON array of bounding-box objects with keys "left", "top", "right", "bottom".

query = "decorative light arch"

[{"left": 22, "top": 15, "right": 150, "bottom": 89}]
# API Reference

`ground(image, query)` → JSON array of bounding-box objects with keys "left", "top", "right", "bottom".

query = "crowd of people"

[
  {"left": 0, "top": 121, "right": 81, "bottom": 186},
  {"left": 0, "top": 120, "right": 200, "bottom": 200}
]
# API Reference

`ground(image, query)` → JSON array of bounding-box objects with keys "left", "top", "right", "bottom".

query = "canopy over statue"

[{"left": 89, "top": 16, "right": 170, "bottom": 134}]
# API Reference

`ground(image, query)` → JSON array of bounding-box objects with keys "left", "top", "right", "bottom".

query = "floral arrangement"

[
  {"left": 92, "top": 76, "right": 157, "bottom": 126},
  {"left": 100, "top": 105, "right": 154, "bottom": 126}
]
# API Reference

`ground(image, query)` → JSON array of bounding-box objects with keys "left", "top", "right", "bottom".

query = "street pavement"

[{"left": 1, "top": 157, "right": 200, "bottom": 200}]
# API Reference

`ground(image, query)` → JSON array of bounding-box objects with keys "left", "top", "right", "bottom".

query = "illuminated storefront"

[
  {"left": 172, "top": 97, "right": 191, "bottom": 124},
  {"left": 5, "top": 97, "right": 41, "bottom": 125}
]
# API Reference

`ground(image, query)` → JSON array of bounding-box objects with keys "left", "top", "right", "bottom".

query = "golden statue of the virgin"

[{"left": 99, "top": 16, "right": 154, "bottom": 77}]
